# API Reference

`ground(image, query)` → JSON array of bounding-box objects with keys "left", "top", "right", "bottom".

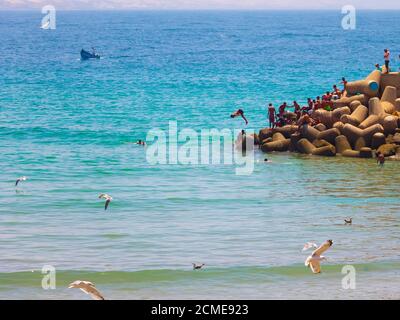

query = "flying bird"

[
  {"left": 68, "top": 280, "right": 105, "bottom": 300},
  {"left": 302, "top": 242, "right": 318, "bottom": 251},
  {"left": 344, "top": 218, "right": 352, "bottom": 225},
  {"left": 98, "top": 194, "right": 112, "bottom": 210},
  {"left": 192, "top": 263, "right": 205, "bottom": 270},
  {"left": 15, "top": 176, "right": 27, "bottom": 187},
  {"left": 304, "top": 240, "right": 333, "bottom": 274}
]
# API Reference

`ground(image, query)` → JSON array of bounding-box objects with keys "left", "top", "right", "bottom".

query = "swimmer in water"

[
  {"left": 230, "top": 109, "right": 248, "bottom": 125},
  {"left": 376, "top": 151, "right": 385, "bottom": 166},
  {"left": 136, "top": 140, "right": 146, "bottom": 146}
]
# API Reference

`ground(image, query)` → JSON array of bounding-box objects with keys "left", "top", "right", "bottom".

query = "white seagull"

[
  {"left": 304, "top": 240, "right": 333, "bottom": 274},
  {"left": 98, "top": 194, "right": 112, "bottom": 210},
  {"left": 68, "top": 280, "right": 105, "bottom": 300},
  {"left": 302, "top": 242, "right": 318, "bottom": 251},
  {"left": 15, "top": 176, "right": 27, "bottom": 187}
]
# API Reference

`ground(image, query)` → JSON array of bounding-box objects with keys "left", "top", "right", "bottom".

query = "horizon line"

[{"left": 1, "top": 8, "right": 400, "bottom": 12}]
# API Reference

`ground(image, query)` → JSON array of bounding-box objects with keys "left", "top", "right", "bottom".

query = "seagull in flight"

[
  {"left": 302, "top": 242, "right": 318, "bottom": 251},
  {"left": 303, "top": 240, "right": 333, "bottom": 274},
  {"left": 68, "top": 280, "right": 105, "bottom": 300},
  {"left": 192, "top": 263, "right": 205, "bottom": 270},
  {"left": 15, "top": 176, "right": 27, "bottom": 187},
  {"left": 98, "top": 194, "right": 112, "bottom": 210}
]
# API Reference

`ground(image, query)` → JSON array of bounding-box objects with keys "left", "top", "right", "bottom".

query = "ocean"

[{"left": 0, "top": 10, "right": 399, "bottom": 299}]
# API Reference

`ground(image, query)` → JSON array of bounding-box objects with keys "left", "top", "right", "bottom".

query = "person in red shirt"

[
  {"left": 267, "top": 103, "right": 276, "bottom": 128},
  {"left": 322, "top": 91, "right": 332, "bottom": 101}
]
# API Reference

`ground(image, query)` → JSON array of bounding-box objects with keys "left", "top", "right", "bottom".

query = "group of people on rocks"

[
  {"left": 265, "top": 79, "right": 347, "bottom": 129},
  {"left": 230, "top": 50, "right": 400, "bottom": 130},
  {"left": 230, "top": 78, "right": 346, "bottom": 130}
]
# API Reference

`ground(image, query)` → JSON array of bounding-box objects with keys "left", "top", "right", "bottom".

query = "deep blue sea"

[{"left": 0, "top": 10, "right": 399, "bottom": 299}]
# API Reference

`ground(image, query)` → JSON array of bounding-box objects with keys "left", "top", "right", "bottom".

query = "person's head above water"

[{"left": 241, "top": 129, "right": 245, "bottom": 135}]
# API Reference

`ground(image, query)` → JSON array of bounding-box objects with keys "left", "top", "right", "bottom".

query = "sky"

[{"left": 1, "top": 0, "right": 400, "bottom": 10}]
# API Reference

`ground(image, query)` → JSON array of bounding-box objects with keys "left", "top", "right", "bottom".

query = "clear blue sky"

[{"left": 1, "top": 0, "right": 400, "bottom": 10}]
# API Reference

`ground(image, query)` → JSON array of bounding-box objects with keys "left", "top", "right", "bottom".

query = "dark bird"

[
  {"left": 192, "top": 263, "right": 205, "bottom": 270},
  {"left": 98, "top": 194, "right": 112, "bottom": 210},
  {"left": 344, "top": 218, "right": 352, "bottom": 225},
  {"left": 15, "top": 176, "right": 27, "bottom": 187}
]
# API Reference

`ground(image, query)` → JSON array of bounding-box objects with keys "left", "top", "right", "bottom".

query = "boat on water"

[{"left": 80, "top": 49, "right": 100, "bottom": 60}]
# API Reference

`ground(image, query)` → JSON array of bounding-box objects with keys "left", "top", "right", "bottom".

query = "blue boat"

[{"left": 80, "top": 49, "right": 100, "bottom": 60}]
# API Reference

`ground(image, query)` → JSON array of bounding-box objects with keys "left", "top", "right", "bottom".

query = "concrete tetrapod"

[
  {"left": 260, "top": 132, "right": 290, "bottom": 152},
  {"left": 359, "top": 98, "right": 398, "bottom": 134},
  {"left": 314, "top": 107, "right": 351, "bottom": 128},
  {"left": 300, "top": 125, "right": 341, "bottom": 145},
  {"left": 340, "top": 104, "right": 368, "bottom": 126},
  {"left": 335, "top": 135, "right": 360, "bottom": 157},
  {"left": 342, "top": 123, "right": 384, "bottom": 147},
  {"left": 297, "top": 138, "right": 336, "bottom": 156},
  {"left": 345, "top": 70, "right": 381, "bottom": 97}
]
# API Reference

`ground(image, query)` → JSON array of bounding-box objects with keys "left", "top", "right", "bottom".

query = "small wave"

[{"left": 2, "top": 261, "right": 399, "bottom": 287}]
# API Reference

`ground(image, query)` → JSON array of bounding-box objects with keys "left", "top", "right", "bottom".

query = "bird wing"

[
  {"left": 105, "top": 199, "right": 110, "bottom": 210},
  {"left": 79, "top": 286, "right": 104, "bottom": 300},
  {"left": 309, "top": 259, "right": 321, "bottom": 274},
  {"left": 15, "top": 179, "right": 20, "bottom": 186},
  {"left": 302, "top": 242, "right": 317, "bottom": 251},
  {"left": 87, "top": 285, "right": 105, "bottom": 300},
  {"left": 312, "top": 240, "right": 332, "bottom": 256}
]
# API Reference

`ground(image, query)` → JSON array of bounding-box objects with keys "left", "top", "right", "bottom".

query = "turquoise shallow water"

[{"left": 1, "top": 10, "right": 400, "bottom": 299}]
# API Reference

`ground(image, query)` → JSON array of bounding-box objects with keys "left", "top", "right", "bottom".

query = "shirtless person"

[
  {"left": 384, "top": 49, "right": 390, "bottom": 73},
  {"left": 267, "top": 103, "right": 276, "bottom": 128},
  {"left": 136, "top": 139, "right": 146, "bottom": 146},
  {"left": 376, "top": 151, "right": 385, "bottom": 166},
  {"left": 279, "top": 102, "right": 288, "bottom": 116},
  {"left": 231, "top": 109, "right": 248, "bottom": 125},
  {"left": 296, "top": 113, "right": 313, "bottom": 132},
  {"left": 341, "top": 77, "right": 348, "bottom": 94}
]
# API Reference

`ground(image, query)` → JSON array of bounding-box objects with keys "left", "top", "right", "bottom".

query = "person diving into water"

[{"left": 231, "top": 109, "right": 248, "bottom": 125}]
